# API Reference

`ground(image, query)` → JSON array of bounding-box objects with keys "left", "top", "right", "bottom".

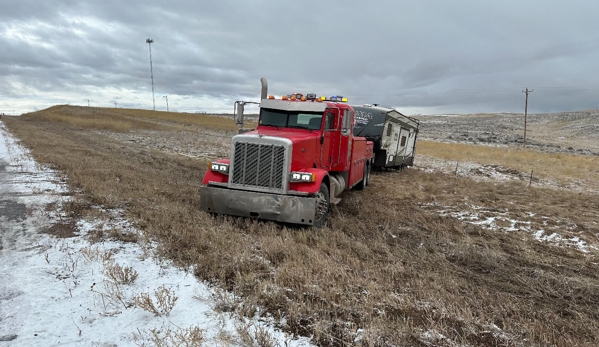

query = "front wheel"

[{"left": 313, "top": 182, "right": 330, "bottom": 228}]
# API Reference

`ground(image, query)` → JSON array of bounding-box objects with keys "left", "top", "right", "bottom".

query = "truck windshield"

[{"left": 259, "top": 109, "right": 323, "bottom": 130}]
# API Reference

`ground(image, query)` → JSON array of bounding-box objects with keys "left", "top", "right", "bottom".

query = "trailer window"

[
  {"left": 400, "top": 136, "right": 407, "bottom": 147},
  {"left": 387, "top": 124, "right": 393, "bottom": 136}
]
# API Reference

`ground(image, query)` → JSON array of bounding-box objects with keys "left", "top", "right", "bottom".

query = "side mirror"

[{"left": 234, "top": 101, "right": 245, "bottom": 129}]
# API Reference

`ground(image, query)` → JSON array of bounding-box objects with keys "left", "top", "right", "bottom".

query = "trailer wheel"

[{"left": 313, "top": 183, "right": 330, "bottom": 228}]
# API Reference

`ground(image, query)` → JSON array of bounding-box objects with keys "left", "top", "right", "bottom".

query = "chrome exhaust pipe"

[{"left": 260, "top": 77, "right": 268, "bottom": 100}]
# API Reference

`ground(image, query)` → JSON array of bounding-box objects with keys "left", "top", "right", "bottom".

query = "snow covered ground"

[{"left": 0, "top": 121, "right": 312, "bottom": 346}]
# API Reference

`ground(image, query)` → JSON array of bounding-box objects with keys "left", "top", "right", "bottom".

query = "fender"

[
  {"left": 288, "top": 168, "right": 329, "bottom": 195},
  {"left": 202, "top": 159, "right": 230, "bottom": 185}
]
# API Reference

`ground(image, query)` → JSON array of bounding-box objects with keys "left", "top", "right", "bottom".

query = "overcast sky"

[{"left": 2, "top": 0, "right": 599, "bottom": 115}]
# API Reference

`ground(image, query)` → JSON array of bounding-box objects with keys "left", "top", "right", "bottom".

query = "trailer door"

[
  {"left": 382, "top": 120, "right": 401, "bottom": 165},
  {"left": 405, "top": 129, "right": 416, "bottom": 157}
]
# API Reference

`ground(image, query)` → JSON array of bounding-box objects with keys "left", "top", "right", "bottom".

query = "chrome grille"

[{"left": 231, "top": 142, "right": 285, "bottom": 189}]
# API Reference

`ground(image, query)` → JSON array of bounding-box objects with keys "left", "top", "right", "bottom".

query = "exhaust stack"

[{"left": 260, "top": 77, "right": 268, "bottom": 100}]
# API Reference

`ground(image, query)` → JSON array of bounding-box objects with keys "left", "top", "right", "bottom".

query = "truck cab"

[{"left": 200, "top": 82, "right": 373, "bottom": 227}]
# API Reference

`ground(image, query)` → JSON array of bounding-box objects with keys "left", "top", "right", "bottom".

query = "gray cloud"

[{"left": 1, "top": 0, "right": 599, "bottom": 115}]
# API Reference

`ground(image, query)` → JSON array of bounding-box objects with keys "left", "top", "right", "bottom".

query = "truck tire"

[
  {"left": 313, "top": 182, "right": 330, "bottom": 228},
  {"left": 355, "top": 163, "right": 369, "bottom": 190}
]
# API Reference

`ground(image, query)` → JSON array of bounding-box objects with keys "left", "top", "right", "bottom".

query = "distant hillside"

[{"left": 414, "top": 110, "right": 599, "bottom": 155}]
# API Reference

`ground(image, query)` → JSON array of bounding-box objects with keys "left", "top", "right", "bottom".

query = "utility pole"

[
  {"left": 146, "top": 38, "right": 155, "bottom": 110},
  {"left": 163, "top": 95, "right": 169, "bottom": 112},
  {"left": 522, "top": 87, "right": 533, "bottom": 147}
]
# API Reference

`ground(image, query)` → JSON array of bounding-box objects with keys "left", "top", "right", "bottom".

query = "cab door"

[
  {"left": 338, "top": 108, "right": 353, "bottom": 172},
  {"left": 320, "top": 110, "right": 337, "bottom": 169}
]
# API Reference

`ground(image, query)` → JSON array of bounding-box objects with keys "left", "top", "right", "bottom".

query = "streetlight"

[
  {"left": 146, "top": 38, "right": 155, "bottom": 110},
  {"left": 163, "top": 95, "right": 169, "bottom": 112}
]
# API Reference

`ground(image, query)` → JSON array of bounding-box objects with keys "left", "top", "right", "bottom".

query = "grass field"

[
  {"left": 417, "top": 141, "right": 599, "bottom": 191},
  {"left": 4, "top": 106, "right": 599, "bottom": 346}
]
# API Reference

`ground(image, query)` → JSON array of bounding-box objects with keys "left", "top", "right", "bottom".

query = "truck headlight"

[
  {"left": 209, "top": 162, "right": 229, "bottom": 175},
  {"left": 290, "top": 172, "right": 316, "bottom": 183}
]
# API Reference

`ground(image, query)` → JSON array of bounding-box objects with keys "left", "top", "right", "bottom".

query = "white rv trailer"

[{"left": 352, "top": 104, "right": 420, "bottom": 169}]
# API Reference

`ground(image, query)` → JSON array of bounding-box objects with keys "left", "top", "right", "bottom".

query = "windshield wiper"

[{"left": 286, "top": 125, "right": 309, "bottom": 130}]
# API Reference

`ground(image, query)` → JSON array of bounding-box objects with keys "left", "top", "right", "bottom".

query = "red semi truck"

[{"left": 200, "top": 78, "right": 374, "bottom": 227}]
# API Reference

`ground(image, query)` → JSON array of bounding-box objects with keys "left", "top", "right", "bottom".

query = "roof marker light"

[{"left": 268, "top": 95, "right": 275, "bottom": 99}]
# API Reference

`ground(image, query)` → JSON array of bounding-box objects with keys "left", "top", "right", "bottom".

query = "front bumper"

[{"left": 200, "top": 185, "right": 317, "bottom": 225}]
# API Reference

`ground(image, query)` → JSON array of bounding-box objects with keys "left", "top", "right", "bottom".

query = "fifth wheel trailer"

[{"left": 352, "top": 104, "right": 419, "bottom": 169}]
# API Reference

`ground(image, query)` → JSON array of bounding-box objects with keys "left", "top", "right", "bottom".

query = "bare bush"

[
  {"left": 133, "top": 324, "right": 204, "bottom": 347},
  {"left": 235, "top": 321, "right": 279, "bottom": 347},
  {"left": 90, "top": 281, "right": 130, "bottom": 312},
  {"left": 104, "top": 262, "right": 139, "bottom": 285},
  {"left": 80, "top": 246, "right": 114, "bottom": 263},
  {"left": 134, "top": 286, "right": 178, "bottom": 317}
]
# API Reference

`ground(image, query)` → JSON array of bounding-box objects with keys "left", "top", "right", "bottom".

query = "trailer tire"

[{"left": 313, "top": 183, "right": 330, "bottom": 228}]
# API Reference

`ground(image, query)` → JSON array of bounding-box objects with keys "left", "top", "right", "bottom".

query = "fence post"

[{"left": 529, "top": 170, "right": 533, "bottom": 186}]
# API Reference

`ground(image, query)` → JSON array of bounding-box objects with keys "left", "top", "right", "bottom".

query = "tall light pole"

[
  {"left": 146, "top": 38, "right": 155, "bottom": 110},
  {"left": 163, "top": 95, "right": 169, "bottom": 112}
]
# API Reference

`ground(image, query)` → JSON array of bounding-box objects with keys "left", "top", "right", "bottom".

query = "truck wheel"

[
  {"left": 355, "top": 163, "right": 369, "bottom": 190},
  {"left": 313, "top": 183, "right": 330, "bottom": 228}
]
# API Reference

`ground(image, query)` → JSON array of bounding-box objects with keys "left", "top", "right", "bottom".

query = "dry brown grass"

[
  {"left": 417, "top": 140, "right": 599, "bottom": 189},
  {"left": 4, "top": 106, "right": 599, "bottom": 346},
  {"left": 23, "top": 105, "right": 168, "bottom": 132},
  {"left": 22, "top": 105, "right": 255, "bottom": 132},
  {"left": 108, "top": 107, "right": 255, "bottom": 131}
]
